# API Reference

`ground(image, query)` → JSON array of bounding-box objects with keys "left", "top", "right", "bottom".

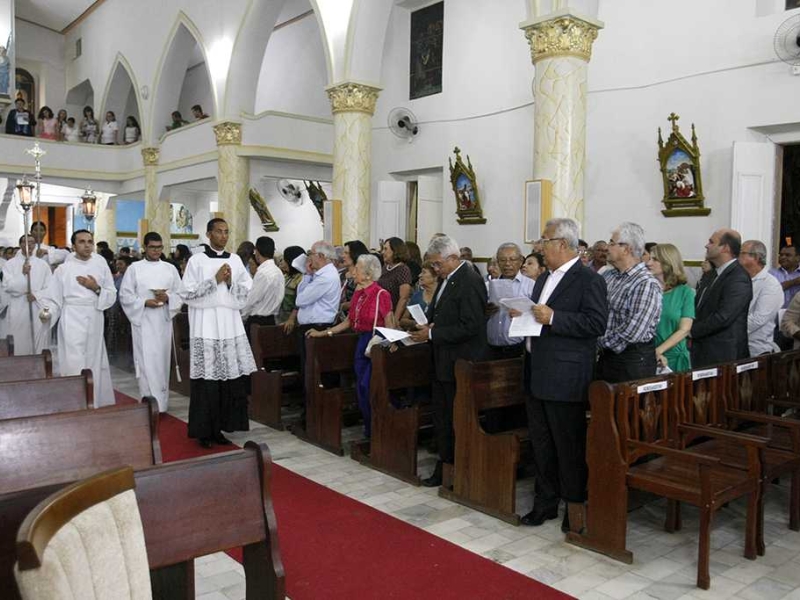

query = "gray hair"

[
  {"left": 614, "top": 222, "right": 646, "bottom": 259},
  {"left": 356, "top": 253, "right": 383, "bottom": 281},
  {"left": 496, "top": 242, "right": 523, "bottom": 260},
  {"left": 334, "top": 245, "right": 345, "bottom": 262},
  {"left": 743, "top": 239, "right": 768, "bottom": 266},
  {"left": 545, "top": 218, "right": 580, "bottom": 250},
  {"left": 427, "top": 234, "right": 460, "bottom": 259},
  {"left": 311, "top": 240, "right": 336, "bottom": 261}
]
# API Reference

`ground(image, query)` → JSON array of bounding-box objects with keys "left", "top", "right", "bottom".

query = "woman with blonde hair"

[{"left": 646, "top": 243, "right": 695, "bottom": 371}]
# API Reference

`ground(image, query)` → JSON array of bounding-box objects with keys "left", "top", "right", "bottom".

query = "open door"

[{"left": 730, "top": 141, "right": 777, "bottom": 262}]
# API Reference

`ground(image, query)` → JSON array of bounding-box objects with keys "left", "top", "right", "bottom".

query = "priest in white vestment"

[
  {"left": 31, "top": 221, "right": 69, "bottom": 268},
  {"left": 181, "top": 218, "right": 256, "bottom": 447},
  {"left": 2, "top": 235, "right": 51, "bottom": 355},
  {"left": 37, "top": 229, "right": 116, "bottom": 406},
  {"left": 119, "top": 232, "right": 183, "bottom": 412}
]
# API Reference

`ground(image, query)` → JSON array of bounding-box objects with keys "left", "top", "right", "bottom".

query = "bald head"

[{"left": 705, "top": 228, "right": 742, "bottom": 267}]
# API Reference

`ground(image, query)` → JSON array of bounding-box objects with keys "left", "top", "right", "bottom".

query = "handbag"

[{"left": 364, "top": 289, "right": 387, "bottom": 358}]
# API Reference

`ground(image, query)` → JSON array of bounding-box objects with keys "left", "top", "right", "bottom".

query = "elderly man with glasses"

[{"left": 486, "top": 242, "right": 535, "bottom": 359}]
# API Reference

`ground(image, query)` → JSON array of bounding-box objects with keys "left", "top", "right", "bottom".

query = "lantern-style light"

[
  {"left": 80, "top": 188, "right": 97, "bottom": 222},
  {"left": 15, "top": 177, "right": 35, "bottom": 212}
]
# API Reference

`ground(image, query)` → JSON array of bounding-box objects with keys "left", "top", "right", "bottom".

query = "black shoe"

[
  {"left": 520, "top": 506, "right": 559, "bottom": 527},
  {"left": 214, "top": 433, "right": 233, "bottom": 445},
  {"left": 199, "top": 437, "right": 213, "bottom": 449},
  {"left": 561, "top": 513, "right": 570, "bottom": 533},
  {"left": 421, "top": 462, "right": 443, "bottom": 487}
]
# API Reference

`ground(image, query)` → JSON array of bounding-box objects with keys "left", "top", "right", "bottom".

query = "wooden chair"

[
  {"left": 0, "top": 351, "right": 52, "bottom": 383},
  {"left": 439, "top": 358, "right": 528, "bottom": 525},
  {"left": 169, "top": 311, "right": 191, "bottom": 397},
  {"left": 568, "top": 378, "right": 762, "bottom": 590},
  {"left": 351, "top": 343, "right": 433, "bottom": 485},
  {"left": 0, "top": 369, "right": 93, "bottom": 420},
  {"left": 249, "top": 323, "right": 300, "bottom": 430},
  {"left": 292, "top": 333, "right": 359, "bottom": 455},
  {"left": 14, "top": 467, "right": 151, "bottom": 600}
]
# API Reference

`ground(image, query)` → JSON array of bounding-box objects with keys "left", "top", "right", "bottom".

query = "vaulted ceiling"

[{"left": 15, "top": 0, "right": 97, "bottom": 32}]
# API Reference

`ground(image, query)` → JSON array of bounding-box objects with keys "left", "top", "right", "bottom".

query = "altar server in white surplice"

[
  {"left": 31, "top": 221, "right": 69, "bottom": 268},
  {"left": 37, "top": 229, "right": 116, "bottom": 406},
  {"left": 181, "top": 218, "right": 257, "bottom": 448},
  {"left": 3, "top": 234, "right": 51, "bottom": 355},
  {"left": 119, "top": 231, "right": 183, "bottom": 412}
]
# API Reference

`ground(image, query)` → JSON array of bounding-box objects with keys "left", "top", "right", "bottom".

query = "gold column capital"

[
  {"left": 213, "top": 121, "right": 243, "bottom": 146},
  {"left": 141, "top": 147, "right": 160, "bottom": 166},
  {"left": 522, "top": 13, "right": 601, "bottom": 64},
  {"left": 326, "top": 82, "right": 382, "bottom": 116}
]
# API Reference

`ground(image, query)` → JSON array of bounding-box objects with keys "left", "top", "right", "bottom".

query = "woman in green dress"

[{"left": 646, "top": 243, "right": 695, "bottom": 372}]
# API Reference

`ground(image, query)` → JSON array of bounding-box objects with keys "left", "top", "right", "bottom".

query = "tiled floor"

[{"left": 112, "top": 368, "right": 800, "bottom": 600}]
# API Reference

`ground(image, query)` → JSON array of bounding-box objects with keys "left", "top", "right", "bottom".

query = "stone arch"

[
  {"left": 149, "top": 12, "right": 215, "bottom": 141},
  {"left": 65, "top": 79, "right": 95, "bottom": 122},
  {"left": 342, "top": 0, "right": 394, "bottom": 85},
  {"left": 99, "top": 54, "right": 142, "bottom": 142}
]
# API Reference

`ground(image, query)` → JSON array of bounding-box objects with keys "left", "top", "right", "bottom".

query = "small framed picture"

[{"left": 524, "top": 180, "right": 552, "bottom": 243}]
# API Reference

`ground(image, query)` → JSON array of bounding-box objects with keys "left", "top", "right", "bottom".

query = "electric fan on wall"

[
  {"left": 774, "top": 15, "right": 800, "bottom": 68},
  {"left": 388, "top": 107, "right": 419, "bottom": 142},
  {"left": 276, "top": 179, "right": 303, "bottom": 206}
]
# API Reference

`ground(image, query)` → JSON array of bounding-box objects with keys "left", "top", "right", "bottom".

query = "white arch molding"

[{"left": 98, "top": 54, "right": 143, "bottom": 142}]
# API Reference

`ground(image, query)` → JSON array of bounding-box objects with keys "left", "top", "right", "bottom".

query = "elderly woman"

[
  {"left": 400, "top": 261, "right": 437, "bottom": 330},
  {"left": 378, "top": 237, "right": 413, "bottom": 322},
  {"left": 307, "top": 254, "right": 394, "bottom": 438}
]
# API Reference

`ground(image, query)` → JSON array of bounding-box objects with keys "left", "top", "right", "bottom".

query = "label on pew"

[
  {"left": 637, "top": 381, "right": 668, "bottom": 394},
  {"left": 736, "top": 361, "right": 759, "bottom": 374},
  {"left": 692, "top": 368, "right": 718, "bottom": 381}
]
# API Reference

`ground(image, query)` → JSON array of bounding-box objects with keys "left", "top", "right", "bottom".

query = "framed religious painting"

[
  {"left": 657, "top": 113, "right": 710, "bottom": 217},
  {"left": 448, "top": 147, "right": 486, "bottom": 225},
  {"left": 524, "top": 179, "right": 552, "bottom": 243},
  {"left": 248, "top": 188, "right": 279, "bottom": 232},
  {"left": 409, "top": 1, "right": 443, "bottom": 100}
]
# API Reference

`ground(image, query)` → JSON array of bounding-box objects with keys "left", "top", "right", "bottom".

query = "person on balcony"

[
  {"left": 191, "top": 104, "right": 209, "bottom": 121},
  {"left": 5, "top": 98, "right": 35, "bottom": 137},
  {"left": 124, "top": 116, "right": 140, "bottom": 144},
  {"left": 100, "top": 111, "right": 119, "bottom": 145},
  {"left": 166, "top": 111, "right": 189, "bottom": 131},
  {"left": 80, "top": 106, "right": 99, "bottom": 144},
  {"left": 36, "top": 106, "right": 58, "bottom": 140}
]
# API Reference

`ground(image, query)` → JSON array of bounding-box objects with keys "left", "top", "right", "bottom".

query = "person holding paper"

[
  {"left": 486, "top": 243, "right": 534, "bottom": 359},
  {"left": 514, "top": 218, "right": 608, "bottom": 533},
  {"left": 399, "top": 261, "right": 437, "bottom": 330},
  {"left": 410, "top": 235, "right": 487, "bottom": 488},
  {"left": 307, "top": 254, "right": 394, "bottom": 439}
]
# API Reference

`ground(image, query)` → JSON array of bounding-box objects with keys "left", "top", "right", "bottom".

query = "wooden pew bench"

[
  {"left": 0, "top": 369, "right": 93, "bottom": 420},
  {"left": 351, "top": 343, "right": 434, "bottom": 485},
  {"left": 568, "top": 377, "right": 761, "bottom": 590},
  {"left": 0, "top": 400, "right": 161, "bottom": 598},
  {"left": 292, "top": 333, "right": 359, "bottom": 455},
  {"left": 439, "top": 357, "right": 529, "bottom": 525},
  {"left": 0, "top": 351, "right": 52, "bottom": 383},
  {"left": 170, "top": 311, "right": 191, "bottom": 397},
  {"left": 249, "top": 323, "right": 301, "bottom": 430}
]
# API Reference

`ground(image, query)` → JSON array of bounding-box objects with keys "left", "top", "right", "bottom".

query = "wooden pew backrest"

[
  {"left": 250, "top": 324, "right": 298, "bottom": 366},
  {"left": 0, "top": 351, "right": 52, "bottom": 383},
  {"left": 0, "top": 369, "right": 93, "bottom": 421},
  {"left": 770, "top": 349, "right": 800, "bottom": 405},
  {"left": 677, "top": 366, "right": 727, "bottom": 430},
  {"left": 616, "top": 375, "right": 677, "bottom": 463},
  {"left": 724, "top": 356, "right": 770, "bottom": 416},
  {"left": 372, "top": 343, "right": 433, "bottom": 390}
]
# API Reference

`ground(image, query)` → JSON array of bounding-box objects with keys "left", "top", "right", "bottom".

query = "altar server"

[
  {"left": 37, "top": 229, "right": 116, "bottom": 406},
  {"left": 31, "top": 221, "right": 69, "bottom": 268},
  {"left": 181, "top": 219, "right": 257, "bottom": 448},
  {"left": 119, "top": 231, "right": 183, "bottom": 412},
  {"left": 2, "top": 234, "right": 51, "bottom": 354}
]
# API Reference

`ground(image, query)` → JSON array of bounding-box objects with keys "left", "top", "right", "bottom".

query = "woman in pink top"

[
  {"left": 307, "top": 253, "right": 394, "bottom": 438},
  {"left": 36, "top": 106, "right": 59, "bottom": 140}
]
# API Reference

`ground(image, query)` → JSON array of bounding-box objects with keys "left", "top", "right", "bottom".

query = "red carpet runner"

[{"left": 116, "top": 391, "right": 572, "bottom": 599}]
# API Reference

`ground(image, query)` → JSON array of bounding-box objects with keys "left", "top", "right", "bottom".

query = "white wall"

[
  {"left": 8, "top": 19, "right": 66, "bottom": 119},
  {"left": 178, "top": 62, "right": 213, "bottom": 121}
]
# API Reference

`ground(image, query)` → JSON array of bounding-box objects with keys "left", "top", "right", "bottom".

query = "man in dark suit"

[
  {"left": 410, "top": 235, "right": 487, "bottom": 487},
  {"left": 691, "top": 228, "right": 752, "bottom": 368},
  {"left": 514, "top": 218, "right": 608, "bottom": 532}
]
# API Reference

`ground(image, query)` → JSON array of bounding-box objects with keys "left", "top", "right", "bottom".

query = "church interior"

[{"left": 3, "top": 0, "right": 800, "bottom": 599}]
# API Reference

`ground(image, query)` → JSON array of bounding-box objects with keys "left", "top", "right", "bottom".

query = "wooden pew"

[
  {"left": 439, "top": 358, "right": 528, "bottom": 525},
  {"left": 0, "top": 335, "right": 13, "bottom": 357},
  {"left": 0, "top": 399, "right": 161, "bottom": 598},
  {"left": 292, "top": 333, "right": 359, "bottom": 455},
  {"left": 351, "top": 343, "right": 433, "bottom": 485},
  {"left": 0, "top": 350, "right": 52, "bottom": 383},
  {"left": 769, "top": 348, "right": 800, "bottom": 406},
  {"left": 0, "top": 369, "right": 93, "bottom": 420},
  {"left": 170, "top": 311, "right": 191, "bottom": 397},
  {"left": 249, "top": 323, "right": 300, "bottom": 430},
  {"left": 568, "top": 377, "right": 761, "bottom": 590}
]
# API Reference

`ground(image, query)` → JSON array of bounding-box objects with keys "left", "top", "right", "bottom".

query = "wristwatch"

[
  {"left": 94, "top": 287, "right": 101, "bottom": 296},
  {"left": 326, "top": 330, "right": 333, "bottom": 337}
]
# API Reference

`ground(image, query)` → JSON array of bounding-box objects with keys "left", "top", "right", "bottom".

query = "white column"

[
  {"left": 213, "top": 122, "right": 250, "bottom": 252},
  {"left": 521, "top": 12, "right": 602, "bottom": 223},
  {"left": 142, "top": 147, "right": 171, "bottom": 248},
  {"left": 327, "top": 82, "right": 381, "bottom": 244},
  {"left": 94, "top": 194, "right": 116, "bottom": 250}
]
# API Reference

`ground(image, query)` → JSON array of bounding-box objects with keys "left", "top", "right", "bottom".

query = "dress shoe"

[
  {"left": 214, "top": 433, "right": 233, "bottom": 445},
  {"left": 561, "top": 513, "right": 570, "bottom": 533},
  {"left": 520, "top": 506, "right": 558, "bottom": 527},
  {"left": 199, "top": 437, "right": 213, "bottom": 449},
  {"left": 421, "top": 462, "right": 443, "bottom": 487}
]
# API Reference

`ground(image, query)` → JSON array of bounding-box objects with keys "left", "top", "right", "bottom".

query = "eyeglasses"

[
  {"left": 608, "top": 239, "right": 628, "bottom": 247},
  {"left": 541, "top": 237, "right": 564, "bottom": 245},
  {"left": 430, "top": 255, "right": 457, "bottom": 268}
]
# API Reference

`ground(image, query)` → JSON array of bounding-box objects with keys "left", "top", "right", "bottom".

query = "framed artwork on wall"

[
  {"left": 448, "top": 147, "right": 486, "bottom": 225},
  {"left": 657, "top": 112, "right": 710, "bottom": 217},
  {"left": 524, "top": 179, "right": 552, "bottom": 244},
  {"left": 409, "top": 1, "right": 443, "bottom": 100}
]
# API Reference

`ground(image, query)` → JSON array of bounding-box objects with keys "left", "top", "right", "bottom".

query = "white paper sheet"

[
  {"left": 488, "top": 279, "right": 516, "bottom": 304},
  {"left": 499, "top": 297, "right": 543, "bottom": 337},
  {"left": 407, "top": 303, "right": 428, "bottom": 325},
  {"left": 375, "top": 327, "right": 410, "bottom": 343},
  {"left": 291, "top": 253, "right": 307, "bottom": 274}
]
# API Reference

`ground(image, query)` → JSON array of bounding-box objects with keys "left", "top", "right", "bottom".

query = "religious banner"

[
  {"left": 410, "top": 1, "right": 443, "bottom": 100},
  {"left": 0, "top": 0, "right": 14, "bottom": 104}
]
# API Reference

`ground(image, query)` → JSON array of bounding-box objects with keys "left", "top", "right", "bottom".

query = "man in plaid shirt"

[{"left": 597, "top": 222, "right": 662, "bottom": 383}]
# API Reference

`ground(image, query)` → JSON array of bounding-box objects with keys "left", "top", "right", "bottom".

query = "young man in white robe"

[
  {"left": 2, "top": 234, "right": 51, "bottom": 355},
  {"left": 181, "top": 218, "right": 256, "bottom": 448},
  {"left": 30, "top": 221, "right": 69, "bottom": 269},
  {"left": 37, "top": 229, "right": 117, "bottom": 406},
  {"left": 119, "top": 231, "right": 183, "bottom": 413}
]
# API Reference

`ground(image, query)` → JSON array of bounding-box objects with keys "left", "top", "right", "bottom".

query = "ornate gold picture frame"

[
  {"left": 448, "top": 147, "right": 486, "bottom": 225},
  {"left": 657, "top": 113, "right": 710, "bottom": 217}
]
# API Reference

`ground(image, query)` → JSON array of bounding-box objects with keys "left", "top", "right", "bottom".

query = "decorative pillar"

[
  {"left": 326, "top": 82, "right": 381, "bottom": 244},
  {"left": 213, "top": 121, "right": 249, "bottom": 252},
  {"left": 521, "top": 12, "right": 602, "bottom": 222},
  {"left": 142, "top": 147, "right": 171, "bottom": 249},
  {"left": 93, "top": 194, "right": 117, "bottom": 250}
]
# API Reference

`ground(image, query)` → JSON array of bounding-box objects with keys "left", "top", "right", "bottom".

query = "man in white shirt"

[
  {"left": 486, "top": 242, "right": 535, "bottom": 359},
  {"left": 36, "top": 229, "right": 117, "bottom": 406},
  {"left": 30, "top": 221, "right": 69, "bottom": 269},
  {"left": 739, "top": 239, "right": 783, "bottom": 356},
  {"left": 2, "top": 234, "right": 51, "bottom": 355},
  {"left": 119, "top": 232, "right": 184, "bottom": 412},
  {"left": 241, "top": 236, "right": 284, "bottom": 333}
]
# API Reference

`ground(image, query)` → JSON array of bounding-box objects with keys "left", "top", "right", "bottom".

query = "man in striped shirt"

[{"left": 597, "top": 222, "right": 662, "bottom": 383}]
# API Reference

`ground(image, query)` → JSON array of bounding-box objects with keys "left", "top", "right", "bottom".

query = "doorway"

[
  {"left": 31, "top": 206, "right": 67, "bottom": 248},
  {"left": 780, "top": 144, "right": 800, "bottom": 248}
]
